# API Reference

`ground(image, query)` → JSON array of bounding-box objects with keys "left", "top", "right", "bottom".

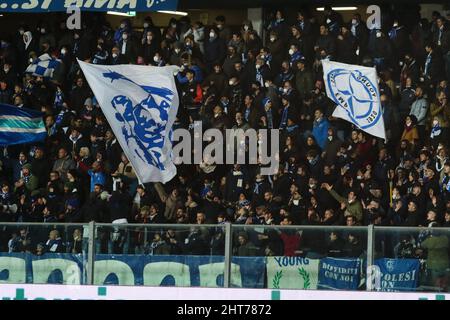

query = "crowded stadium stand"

[{"left": 0, "top": 1, "right": 450, "bottom": 296}]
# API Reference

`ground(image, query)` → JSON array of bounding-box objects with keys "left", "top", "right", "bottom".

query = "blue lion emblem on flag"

[
  {"left": 326, "top": 68, "right": 382, "bottom": 130},
  {"left": 103, "top": 71, "right": 174, "bottom": 170}
]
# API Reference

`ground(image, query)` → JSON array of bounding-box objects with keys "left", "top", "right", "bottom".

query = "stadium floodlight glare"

[
  {"left": 107, "top": 11, "right": 136, "bottom": 17},
  {"left": 316, "top": 7, "right": 358, "bottom": 11},
  {"left": 157, "top": 11, "right": 188, "bottom": 16}
]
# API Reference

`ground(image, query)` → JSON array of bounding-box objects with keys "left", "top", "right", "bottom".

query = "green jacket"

[
  {"left": 295, "top": 69, "right": 314, "bottom": 100},
  {"left": 25, "top": 175, "right": 39, "bottom": 193},
  {"left": 329, "top": 189, "right": 363, "bottom": 223},
  {"left": 15, "top": 175, "right": 39, "bottom": 194},
  {"left": 421, "top": 235, "right": 449, "bottom": 271}
]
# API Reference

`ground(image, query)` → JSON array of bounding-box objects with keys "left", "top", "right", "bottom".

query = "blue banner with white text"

[
  {"left": 0, "top": 0, "right": 178, "bottom": 13},
  {"left": 318, "top": 257, "right": 361, "bottom": 290},
  {"left": 0, "top": 253, "right": 265, "bottom": 288},
  {"left": 375, "top": 258, "right": 420, "bottom": 292}
]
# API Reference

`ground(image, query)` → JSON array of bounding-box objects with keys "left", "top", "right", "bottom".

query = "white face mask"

[
  {"left": 153, "top": 56, "right": 160, "bottom": 62},
  {"left": 326, "top": 18, "right": 331, "bottom": 24},
  {"left": 288, "top": 49, "right": 295, "bottom": 55},
  {"left": 244, "top": 25, "right": 249, "bottom": 31},
  {"left": 283, "top": 88, "right": 288, "bottom": 94},
  {"left": 144, "top": 23, "right": 149, "bottom": 28},
  {"left": 255, "top": 64, "right": 261, "bottom": 69},
  {"left": 265, "top": 82, "right": 270, "bottom": 88},
  {"left": 352, "top": 19, "right": 357, "bottom": 25},
  {"left": 376, "top": 32, "right": 382, "bottom": 38},
  {"left": 61, "top": 48, "right": 67, "bottom": 55},
  {"left": 270, "top": 37, "right": 276, "bottom": 42},
  {"left": 217, "top": 24, "right": 223, "bottom": 29},
  {"left": 174, "top": 48, "right": 181, "bottom": 54},
  {"left": 393, "top": 22, "right": 399, "bottom": 27},
  {"left": 112, "top": 53, "right": 118, "bottom": 58},
  {"left": 171, "top": 23, "right": 177, "bottom": 28},
  {"left": 41, "top": 29, "right": 46, "bottom": 34},
  {"left": 209, "top": 32, "right": 215, "bottom": 38}
]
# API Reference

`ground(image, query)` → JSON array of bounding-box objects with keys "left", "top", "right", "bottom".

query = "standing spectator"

[
  {"left": 215, "top": 16, "right": 232, "bottom": 42},
  {"left": 418, "top": 225, "right": 449, "bottom": 291},
  {"left": 424, "top": 43, "right": 445, "bottom": 93},
  {"left": 87, "top": 161, "right": 106, "bottom": 193},
  {"left": 312, "top": 108, "right": 330, "bottom": 150},
  {"left": 409, "top": 86, "right": 429, "bottom": 140},
  {"left": 52, "top": 147, "right": 76, "bottom": 183},
  {"left": 204, "top": 28, "right": 226, "bottom": 71}
]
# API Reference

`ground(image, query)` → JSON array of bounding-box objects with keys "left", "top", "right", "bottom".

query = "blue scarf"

[
  {"left": 244, "top": 107, "right": 251, "bottom": 122},
  {"left": 254, "top": 181, "right": 263, "bottom": 194},
  {"left": 54, "top": 89, "right": 64, "bottom": 110},
  {"left": 280, "top": 106, "right": 289, "bottom": 129},
  {"left": 286, "top": 124, "right": 299, "bottom": 133},
  {"left": 424, "top": 53, "right": 432, "bottom": 76},
  {"left": 290, "top": 51, "right": 303, "bottom": 66},
  {"left": 430, "top": 124, "right": 442, "bottom": 139},
  {"left": 266, "top": 109, "right": 273, "bottom": 129},
  {"left": 256, "top": 68, "right": 264, "bottom": 87}
]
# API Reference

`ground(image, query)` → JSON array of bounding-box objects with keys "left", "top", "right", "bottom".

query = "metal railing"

[{"left": 1, "top": 222, "right": 449, "bottom": 292}]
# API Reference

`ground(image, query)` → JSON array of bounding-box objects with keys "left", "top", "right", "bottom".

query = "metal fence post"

[
  {"left": 223, "top": 222, "right": 233, "bottom": 288},
  {"left": 366, "top": 224, "right": 375, "bottom": 291},
  {"left": 86, "top": 221, "right": 96, "bottom": 285}
]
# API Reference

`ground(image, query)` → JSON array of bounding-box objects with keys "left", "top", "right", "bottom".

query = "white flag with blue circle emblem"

[
  {"left": 322, "top": 60, "right": 386, "bottom": 141},
  {"left": 78, "top": 60, "right": 180, "bottom": 184}
]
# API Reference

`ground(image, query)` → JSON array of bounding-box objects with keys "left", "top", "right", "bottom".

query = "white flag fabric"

[
  {"left": 78, "top": 60, "right": 180, "bottom": 184},
  {"left": 322, "top": 60, "right": 386, "bottom": 141}
]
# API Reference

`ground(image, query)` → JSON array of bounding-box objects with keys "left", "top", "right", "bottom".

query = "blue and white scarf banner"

[
  {"left": 322, "top": 60, "right": 386, "bottom": 141},
  {"left": 78, "top": 60, "right": 179, "bottom": 183},
  {"left": 26, "top": 53, "right": 61, "bottom": 79}
]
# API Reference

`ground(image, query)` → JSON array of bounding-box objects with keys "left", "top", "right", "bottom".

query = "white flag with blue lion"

[
  {"left": 78, "top": 60, "right": 179, "bottom": 184},
  {"left": 322, "top": 60, "right": 386, "bottom": 141}
]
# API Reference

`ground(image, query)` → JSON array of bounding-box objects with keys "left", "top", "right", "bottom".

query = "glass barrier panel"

[
  {"left": 92, "top": 224, "right": 226, "bottom": 288},
  {"left": 373, "top": 227, "right": 450, "bottom": 293},
  {"left": 0, "top": 223, "right": 89, "bottom": 285},
  {"left": 231, "top": 225, "right": 368, "bottom": 290}
]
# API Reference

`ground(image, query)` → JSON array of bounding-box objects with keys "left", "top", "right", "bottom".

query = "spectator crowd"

[{"left": 0, "top": 6, "right": 450, "bottom": 276}]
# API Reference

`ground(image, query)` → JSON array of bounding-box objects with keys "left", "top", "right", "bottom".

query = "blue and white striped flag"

[
  {"left": 26, "top": 53, "right": 61, "bottom": 78},
  {"left": 0, "top": 104, "right": 46, "bottom": 146},
  {"left": 78, "top": 60, "right": 180, "bottom": 184}
]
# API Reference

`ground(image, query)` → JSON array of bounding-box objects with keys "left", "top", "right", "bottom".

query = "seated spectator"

[{"left": 45, "top": 229, "right": 64, "bottom": 253}]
